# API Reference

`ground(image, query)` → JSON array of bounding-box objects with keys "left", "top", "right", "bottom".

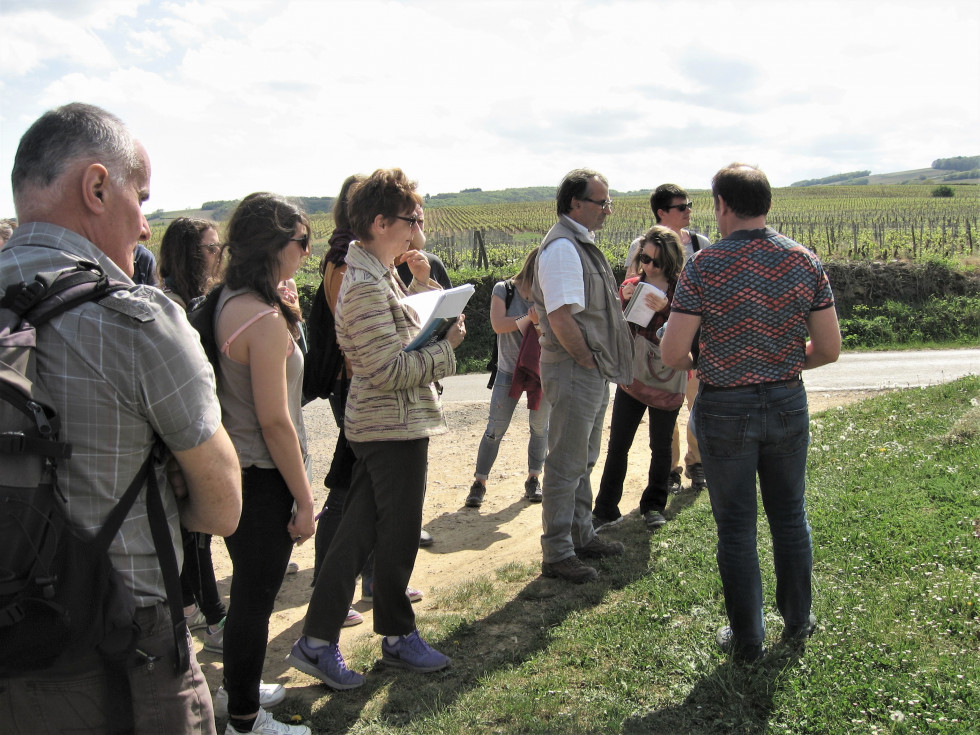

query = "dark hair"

[
  {"left": 223, "top": 192, "right": 307, "bottom": 335},
  {"left": 158, "top": 217, "right": 219, "bottom": 305},
  {"left": 556, "top": 168, "right": 607, "bottom": 216},
  {"left": 11, "top": 102, "right": 142, "bottom": 197},
  {"left": 320, "top": 173, "right": 366, "bottom": 274},
  {"left": 347, "top": 168, "right": 423, "bottom": 242},
  {"left": 650, "top": 183, "right": 688, "bottom": 223},
  {"left": 635, "top": 225, "right": 684, "bottom": 282},
  {"left": 711, "top": 163, "right": 771, "bottom": 218}
]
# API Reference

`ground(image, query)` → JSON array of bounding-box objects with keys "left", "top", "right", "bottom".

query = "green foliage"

[
  {"left": 790, "top": 170, "right": 871, "bottom": 187},
  {"left": 932, "top": 185, "right": 955, "bottom": 198},
  {"left": 838, "top": 295, "right": 980, "bottom": 348},
  {"left": 299, "top": 378, "right": 980, "bottom": 734},
  {"left": 932, "top": 155, "right": 980, "bottom": 171}
]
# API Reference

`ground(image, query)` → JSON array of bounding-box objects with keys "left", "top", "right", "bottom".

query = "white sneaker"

[
  {"left": 285, "top": 561, "right": 299, "bottom": 575},
  {"left": 202, "top": 617, "right": 225, "bottom": 654},
  {"left": 185, "top": 605, "right": 208, "bottom": 631},
  {"left": 223, "top": 707, "right": 309, "bottom": 735},
  {"left": 214, "top": 683, "right": 286, "bottom": 719}
]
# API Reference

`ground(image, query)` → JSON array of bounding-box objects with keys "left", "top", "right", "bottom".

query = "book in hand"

[
  {"left": 402, "top": 284, "right": 475, "bottom": 351},
  {"left": 623, "top": 281, "right": 667, "bottom": 326}
]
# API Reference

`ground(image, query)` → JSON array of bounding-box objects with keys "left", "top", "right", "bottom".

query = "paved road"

[{"left": 437, "top": 348, "right": 980, "bottom": 403}]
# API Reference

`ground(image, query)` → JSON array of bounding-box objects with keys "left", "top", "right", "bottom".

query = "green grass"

[{"left": 283, "top": 377, "right": 979, "bottom": 733}]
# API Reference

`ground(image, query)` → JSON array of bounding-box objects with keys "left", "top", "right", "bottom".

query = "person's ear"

[
  {"left": 81, "top": 163, "right": 109, "bottom": 213},
  {"left": 372, "top": 213, "right": 387, "bottom": 233}
]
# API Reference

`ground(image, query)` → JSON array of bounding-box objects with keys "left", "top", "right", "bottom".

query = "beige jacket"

[{"left": 335, "top": 242, "right": 456, "bottom": 442}]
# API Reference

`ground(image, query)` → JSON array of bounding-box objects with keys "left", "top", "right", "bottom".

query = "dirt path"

[{"left": 197, "top": 389, "right": 881, "bottom": 696}]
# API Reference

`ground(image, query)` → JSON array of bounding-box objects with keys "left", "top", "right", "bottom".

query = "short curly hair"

[{"left": 347, "top": 169, "right": 423, "bottom": 242}]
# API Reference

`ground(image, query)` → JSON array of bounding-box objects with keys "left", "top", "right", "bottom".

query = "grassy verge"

[{"left": 289, "top": 377, "right": 979, "bottom": 734}]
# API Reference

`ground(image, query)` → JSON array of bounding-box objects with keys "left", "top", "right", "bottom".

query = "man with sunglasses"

[
  {"left": 530, "top": 169, "right": 634, "bottom": 584},
  {"left": 661, "top": 163, "right": 841, "bottom": 662},
  {"left": 626, "top": 184, "right": 712, "bottom": 494}
]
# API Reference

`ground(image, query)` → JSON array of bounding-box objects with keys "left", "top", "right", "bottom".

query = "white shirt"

[{"left": 537, "top": 215, "right": 592, "bottom": 315}]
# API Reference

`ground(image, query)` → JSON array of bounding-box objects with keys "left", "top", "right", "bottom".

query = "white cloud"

[{"left": 1, "top": 0, "right": 977, "bottom": 216}]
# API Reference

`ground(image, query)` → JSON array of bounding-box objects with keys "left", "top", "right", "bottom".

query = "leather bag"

[{"left": 620, "top": 335, "right": 687, "bottom": 410}]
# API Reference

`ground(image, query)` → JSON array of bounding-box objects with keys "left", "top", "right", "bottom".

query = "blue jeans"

[
  {"left": 474, "top": 370, "right": 551, "bottom": 480},
  {"left": 694, "top": 381, "right": 813, "bottom": 647},
  {"left": 539, "top": 359, "right": 609, "bottom": 563}
]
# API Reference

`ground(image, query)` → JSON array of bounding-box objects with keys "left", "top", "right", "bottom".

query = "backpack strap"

[
  {"left": 95, "top": 443, "right": 190, "bottom": 677},
  {"left": 504, "top": 280, "right": 515, "bottom": 309}
]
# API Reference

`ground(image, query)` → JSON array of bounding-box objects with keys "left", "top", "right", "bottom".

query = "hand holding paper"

[
  {"left": 623, "top": 281, "right": 667, "bottom": 326},
  {"left": 402, "top": 284, "right": 475, "bottom": 350}
]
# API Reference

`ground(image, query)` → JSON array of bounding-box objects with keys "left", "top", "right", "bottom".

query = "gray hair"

[{"left": 11, "top": 102, "right": 143, "bottom": 198}]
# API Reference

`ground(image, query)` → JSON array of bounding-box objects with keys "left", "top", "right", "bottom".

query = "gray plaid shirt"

[{"left": 1, "top": 224, "right": 222, "bottom": 606}]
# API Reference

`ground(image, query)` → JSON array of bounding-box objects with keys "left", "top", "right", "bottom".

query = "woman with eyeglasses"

[
  {"left": 592, "top": 225, "right": 686, "bottom": 533},
  {"left": 157, "top": 218, "right": 230, "bottom": 657},
  {"left": 289, "top": 168, "right": 464, "bottom": 688},
  {"left": 213, "top": 193, "right": 314, "bottom": 735}
]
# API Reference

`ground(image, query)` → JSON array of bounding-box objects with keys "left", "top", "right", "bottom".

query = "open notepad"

[
  {"left": 402, "top": 284, "right": 475, "bottom": 351},
  {"left": 623, "top": 281, "right": 667, "bottom": 326}
]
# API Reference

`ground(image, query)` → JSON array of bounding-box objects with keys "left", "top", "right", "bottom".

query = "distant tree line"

[
  {"left": 790, "top": 171, "right": 871, "bottom": 187},
  {"left": 931, "top": 156, "right": 980, "bottom": 171}
]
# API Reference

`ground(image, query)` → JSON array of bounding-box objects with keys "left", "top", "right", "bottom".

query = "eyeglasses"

[
  {"left": 288, "top": 235, "right": 310, "bottom": 252},
  {"left": 201, "top": 243, "right": 221, "bottom": 255},
  {"left": 395, "top": 215, "right": 424, "bottom": 229},
  {"left": 637, "top": 253, "right": 663, "bottom": 268},
  {"left": 581, "top": 197, "right": 613, "bottom": 210},
  {"left": 665, "top": 201, "right": 693, "bottom": 212}
]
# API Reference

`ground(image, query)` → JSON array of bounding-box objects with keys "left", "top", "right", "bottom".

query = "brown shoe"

[
  {"left": 541, "top": 556, "right": 599, "bottom": 584},
  {"left": 574, "top": 536, "right": 625, "bottom": 559}
]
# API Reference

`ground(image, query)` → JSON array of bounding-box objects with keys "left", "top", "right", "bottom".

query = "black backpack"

[
  {"left": 0, "top": 262, "right": 189, "bottom": 735},
  {"left": 186, "top": 283, "right": 225, "bottom": 374},
  {"left": 302, "top": 280, "right": 345, "bottom": 403},
  {"left": 486, "top": 280, "right": 516, "bottom": 389}
]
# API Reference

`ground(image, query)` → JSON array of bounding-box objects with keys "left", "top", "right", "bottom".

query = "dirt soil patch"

[{"left": 197, "top": 389, "right": 882, "bottom": 706}]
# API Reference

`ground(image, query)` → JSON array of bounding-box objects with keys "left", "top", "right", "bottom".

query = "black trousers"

[
  {"left": 304, "top": 438, "right": 428, "bottom": 641},
  {"left": 222, "top": 466, "right": 294, "bottom": 717},
  {"left": 594, "top": 386, "right": 680, "bottom": 518}
]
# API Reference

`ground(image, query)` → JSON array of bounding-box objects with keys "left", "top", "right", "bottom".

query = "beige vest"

[{"left": 532, "top": 218, "right": 633, "bottom": 384}]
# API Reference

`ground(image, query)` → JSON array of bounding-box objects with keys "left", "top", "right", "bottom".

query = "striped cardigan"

[{"left": 334, "top": 242, "right": 456, "bottom": 442}]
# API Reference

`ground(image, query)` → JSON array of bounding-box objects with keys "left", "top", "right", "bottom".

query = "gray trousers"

[{"left": 539, "top": 359, "right": 609, "bottom": 563}]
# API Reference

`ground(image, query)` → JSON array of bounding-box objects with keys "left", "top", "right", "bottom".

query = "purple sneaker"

[
  {"left": 286, "top": 636, "right": 364, "bottom": 690},
  {"left": 381, "top": 630, "right": 450, "bottom": 673}
]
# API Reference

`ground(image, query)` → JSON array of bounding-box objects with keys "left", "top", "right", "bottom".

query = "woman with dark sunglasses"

[
  {"left": 592, "top": 225, "right": 686, "bottom": 532},
  {"left": 212, "top": 193, "right": 315, "bottom": 734}
]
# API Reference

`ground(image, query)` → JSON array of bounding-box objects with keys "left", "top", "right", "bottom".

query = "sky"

[{"left": 1, "top": 0, "right": 978, "bottom": 217}]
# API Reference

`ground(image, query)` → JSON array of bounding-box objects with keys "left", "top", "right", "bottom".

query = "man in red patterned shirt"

[{"left": 661, "top": 162, "right": 841, "bottom": 662}]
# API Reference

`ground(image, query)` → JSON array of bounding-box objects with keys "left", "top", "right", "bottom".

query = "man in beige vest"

[{"left": 530, "top": 169, "right": 634, "bottom": 584}]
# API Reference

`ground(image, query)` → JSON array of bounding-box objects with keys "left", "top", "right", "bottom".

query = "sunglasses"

[
  {"left": 395, "top": 215, "right": 424, "bottom": 229},
  {"left": 288, "top": 235, "right": 310, "bottom": 252},
  {"left": 665, "top": 201, "right": 693, "bottom": 213},
  {"left": 638, "top": 253, "right": 663, "bottom": 268}
]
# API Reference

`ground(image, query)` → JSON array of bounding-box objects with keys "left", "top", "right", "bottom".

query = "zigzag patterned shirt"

[{"left": 672, "top": 227, "right": 835, "bottom": 387}]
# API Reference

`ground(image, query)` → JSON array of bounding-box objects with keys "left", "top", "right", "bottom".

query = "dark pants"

[
  {"left": 304, "top": 438, "right": 428, "bottom": 641},
  {"left": 313, "top": 388, "right": 373, "bottom": 587},
  {"left": 222, "top": 467, "right": 294, "bottom": 717},
  {"left": 594, "top": 386, "right": 680, "bottom": 519},
  {"left": 180, "top": 528, "right": 226, "bottom": 625},
  {"left": 0, "top": 603, "right": 215, "bottom": 734}
]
